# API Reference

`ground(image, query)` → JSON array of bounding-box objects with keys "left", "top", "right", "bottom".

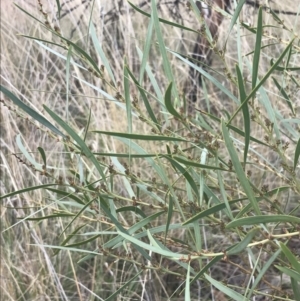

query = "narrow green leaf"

[
  {"left": 272, "top": 77, "right": 295, "bottom": 115},
  {"left": 275, "top": 266, "right": 300, "bottom": 282},
  {"left": 93, "top": 152, "right": 158, "bottom": 158},
  {"left": 116, "top": 206, "right": 147, "bottom": 218},
  {"left": 247, "top": 249, "right": 281, "bottom": 299},
  {"left": 170, "top": 50, "right": 239, "bottom": 103},
  {"left": 0, "top": 184, "right": 58, "bottom": 200},
  {"left": 185, "top": 263, "right": 191, "bottom": 301},
  {"left": 117, "top": 231, "right": 187, "bottom": 259},
  {"left": 66, "top": 45, "right": 72, "bottom": 123},
  {"left": 151, "top": 0, "right": 178, "bottom": 99},
  {"left": 18, "top": 213, "right": 75, "bottom": 220},
  {"left": 43, "top": 106, "right": 106, "bottom": 183},
  {"left": 0, "top": 85, "right": 65, "bottom": 138},
  {"left": 252, "top": 7, "right": 262, "bottom": 90},
  {"left": 92, "top": 131, "right": 185, "bottom": 141},
  {"left": 90, "top": 23, "right": 116, "bottom": 85},
  {"left": 65, "top": 234, "right": 100, "bottom": 249},
  {"left": 16, "top": 134, "right": 41, "bottom": 169},
  {"left": 104, "top": 270, "right": 143, "bottom": 301},
  {"left": 61, "top": 196, "right": 97, "bottom": 236},
  {"left": 136, "top": 47, "right": 164, "bottom": 108},
  {"left": 15, "top": 3, "right": 46, "bottom": 26},
  {"left": 164, "top": 82, "right": 181, "bottom": 119},
  {"left": 37, "top": 147, "right": 47, "bottom": 168},
  {"left": 53, "top": 224, "right": 86, "bottom": 255},
  {"left": 99, "top": 197, "right": 151, "bottom": 261},
  {"left": 45, "top": 187, "right": 85, "bottom": 205},
  {"left": 165, "top": 195, "right": 173, "bottom": 239},
  {"left": 195, "top": 109, "right": 268, "bottom": 146},
  {"left": 184, "top": 186, "right": 289, "bottom": 225},
  {"left": 59, "top": 36, "right": 103, "bottom": 77},
  {"left": 279, "top": 242, "right": 300, "bottom": 273},
  {"left": 139, "top": 15, "right": 154, "bottom": 83},
  {"left": 236, "top": 65, "right": 250, "bottom": 166},
  {"left": 291, "top": 278, "right": 300, "bottom": 301},
  {"left": 172, "top": 155, "right": 229, "bottom": 171},
  {"left": 83, "top": 108, "right": 91, "bottom": 142},
  {"left": 270, "top": 59, "right": 300, "bottom": 71},
  {"left": 124, "top": 60, "right": 132, "bottom": 134},
  {"left": 190, "top": 255, "right": 223, "bottom": 286},
  {"left": 163, "top": 156, "right": 199, "bottom": 199},
  {"left": 228, "top": 39, "right": 294, "bottom": 124},
  {"left": 55, "top": 0, "right": 61, "bottom": 19},
  {"left": 226, "top": 215, "right": 300, "bottom": 228},
  {"left": 127, "top": 1, "right": 198, "bottom": 34},
  {"left": 294, "top": 138, "right": 300, "bottom": 171},
  {"left": 30, "top": 244, "right": 101, "bottom": 255},
  {"left": 222, "top": 120, "right": 261, "bottom": 215},
  {"left": 126, "top": 66, "right": 160, "bottom": 131},
  {"left": 227, "top": 228, "right": 259, "bottom": 255},
  {"left": 204, "top": 273, "right": 249, "bottom": 301},
  {"left": 225, "top": 0, "right": 247, "bottom": 43}
]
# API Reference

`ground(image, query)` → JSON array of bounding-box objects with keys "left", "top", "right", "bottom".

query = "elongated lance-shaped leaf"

[
  {"left": 185, "top": 263, "right": 191, "bottom": 301},
  {"left": 272, "top": 77, "right": 295, "bottom": 115},
  {"left": 252, "top": 7, "right": 262, "bottom": 90},
  {"left": 124, "top": 60, "right": 132, "bottom": 135},
  {"left": 205, "top": 273, "right": 249, "bottom": 301},
  {"left": 164, "top": 82, "right": 181, "bottom": 119},
  {"left": 227, "top": 228, "right": 259, "bottom": 255},
  {"left": 165, "top": 195, "right": 174, "bottom": 241},
  {"left": 227, "top": 39, "right": 294, "bottom": 125},
  {"left": 0, "top": 184, "right": 58, "bottom": 200},
  {"left": 45, "top": 188, "right": 85, "bottom": 206},
  {"left": 37, "top": 147, "right": 47, "bottom": 168},
  {"left": 183, "top": 186, "right": 289, "bottom": 225},
  {"left": 150, "top": 0, "right": 179, "bottom": 100},
  {"left": 53, "top": 224, "right": 85, "bottom": 255},
  {"left": 59, "top": 195, "right": 96, "bottom": 236},
  {"left": 139, "top": 14, "right": 154, "bottom": 83},
  {"left": 171, "top": 155, "right": 229, "bottom": 171},
  {"left": 226, "top": 215, "right": 300, "bottom": 228},
  {"left": 99, "top": 197, "right": 151, "bottom": 261},
  {"left": 279, "top": 242, "right": 300, "bottom": 273},
  {"left": 171, "top": 50, "right": 239, "bottom": 103},
  {"left": 190, "top": 255, "right": 223, "bottom": 286},
  {"left": 236, "top": 65, "right": 250, "bottom": 166},
  {"left": 92, "top": 131, "right": 185, "bottom": 141},
  {"left": 247, "top": 249, "right": 281, "bottom": 299},
  {"left": 275, "top": 266, "right": 300, "bottom": 282},
  {"left": 65, "top": 45, "right": 72, "bottom": 123},
  {"left": 128, "top": 1, "right": 198, "bottom": 34},
  {"left": 222, "top": 120, "right": 261, "bottom": 215},
  {"left": 55, "top": 0, "right": 61, "bottom": 19},
  {"left": 1, "top": 85, "right": 65, "bottom": 138},
  {"left": 124, "top": 59, "right": 132, "bottom": 167},
  {"left": 90, "top": 23, "right": 116, "bottom": 85},
  {"left": 270, "top": 59, "right": 300, "bottom": 71},
  {"left": 294, "top": 137, "right": 300, "bottom": 170},
  {"left": 291, "top": 278, "right": 300, "bottom": 301},
  {"left": 116, "top": 206, "right": 146, "bottom": 218},
  {"left": 126, "top": 66, "right": 160, "bottom": 131},
  {"left": 43, "top": 105, "right": 107, "bottom": 183},
  {"left": 225, "top": 0, "right": 247, "bottom": 45},
  {"left": 195, "top": 109, "right": 268, "bottom": 146},
  {"left": 163, "top": 155, "right": 199, "bottom": 200}
]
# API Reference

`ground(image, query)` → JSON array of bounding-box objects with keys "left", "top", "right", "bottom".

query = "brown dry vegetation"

[{"left": 1, "top": 1, "right": 300, "bottom": 301}]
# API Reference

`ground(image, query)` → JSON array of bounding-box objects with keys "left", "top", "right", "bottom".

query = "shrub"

[{"left": 1, "top": 1, "right": 300, "bottom": 300}]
